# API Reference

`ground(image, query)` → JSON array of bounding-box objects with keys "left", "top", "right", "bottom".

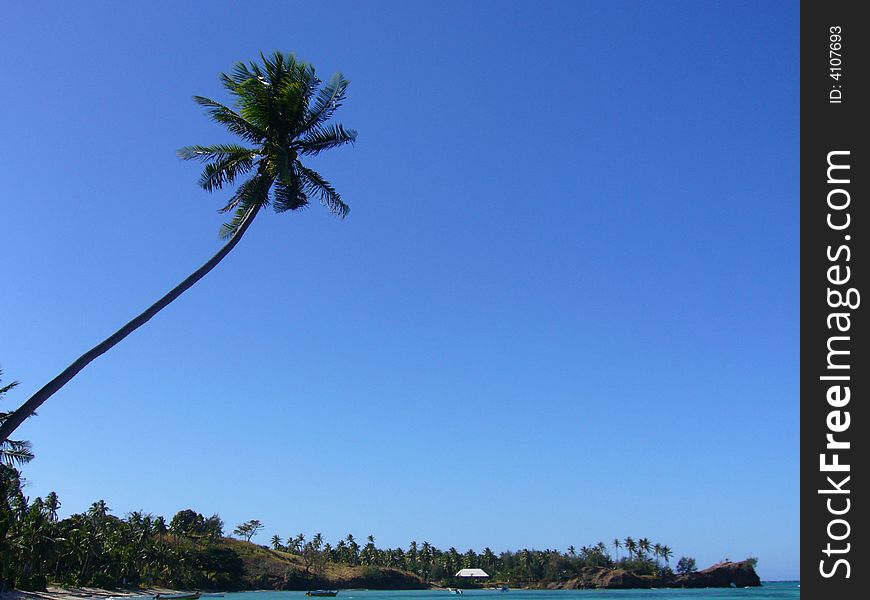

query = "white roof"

[{"left": 455, "top": 568, "right": 489, "bottom": 578}]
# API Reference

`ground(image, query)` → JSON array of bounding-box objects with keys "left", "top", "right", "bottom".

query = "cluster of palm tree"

[
  {"left": 2, "top": 472, "right": 686, "bottom": 594},
  {"left": 611, "top": 536, "right": 674, "bottom": 571},
  {"left": 266, "top": 532, "right": 677, "bottom": 583},
  {"left": 0, "top": 484, "right": 243, "bottom": 591}
]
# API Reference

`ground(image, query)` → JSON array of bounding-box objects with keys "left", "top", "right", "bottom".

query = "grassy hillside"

[{"left": 219, "top": 538, "right": 427, "bottom": 590}]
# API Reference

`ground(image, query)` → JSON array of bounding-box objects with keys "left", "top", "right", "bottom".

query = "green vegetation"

[
  {"left": 676, "top": 556, "right": 697, "bottom": 574},
  {"left": 0, "top": 483, "right": 423, "bottom": 592},
  {"left": 1, "top": 458, "right": 687, "bottom": 592},
  {"left": 288, "top": 536, "right": 679, "bottom": 585},
  {"left": 0, "top": 50, "right": 356, "bottom": 446},
  {"left": 0, "top": 483, "right": 242, "bottom": 592},
  {"left": 0, "top": 477, "right": 685, "bottom": 593},
  {"left": 3, "top": 455, "right": 762, "bottom": 593}
]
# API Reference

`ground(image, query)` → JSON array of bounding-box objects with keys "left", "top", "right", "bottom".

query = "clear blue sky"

[{"left": 1, "top": 0, "right": 798, "bottom": 581}]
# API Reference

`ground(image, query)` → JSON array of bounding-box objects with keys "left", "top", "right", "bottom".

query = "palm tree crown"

[{"left": 178, "top": 50, "right": 356, "bottom": 238}]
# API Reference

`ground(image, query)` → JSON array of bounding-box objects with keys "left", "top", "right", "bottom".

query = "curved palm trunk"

[{"left": 0, "top": 203, "right": 262, "bottom": 444}]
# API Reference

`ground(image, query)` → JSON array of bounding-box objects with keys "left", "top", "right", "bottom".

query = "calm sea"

[{"left": 215, "top": 584, "right": 799, "bottom": 600}]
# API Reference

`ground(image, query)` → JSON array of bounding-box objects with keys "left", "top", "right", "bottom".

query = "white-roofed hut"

[{"left": 455, "top": 568, "right": 490, "bottom": 579}]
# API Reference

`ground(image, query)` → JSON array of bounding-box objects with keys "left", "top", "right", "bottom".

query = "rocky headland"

[{"left": 546, "top": 559, "right": 762, "bottom": 589}]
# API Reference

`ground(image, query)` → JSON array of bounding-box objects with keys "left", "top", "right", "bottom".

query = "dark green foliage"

[
  {"left": 170, "top": 508, "right": 203, "bottom": 536},
  {"left": 0, "top": 487, "right": 245, "bottom": 591},
  {"left": 1, "top": 372, "right": 41, "bottom": 592},
  {"left": 196, "top": 546, "right": 246, "bottom": 589},
  {"left": 170, "top": 509, "right": 224, "bottom": 542},
  {"left": 287, "top": 534, "right": 676, "bottom": 586},
  {"left": 306, "top": 533, "right": 693, "bottom": 587},
  {"left": 676, "top": 556, "right": 697, "bottom": 574},
  {"left": 1, "top": 466, "right": 54, "bottom": 591}
]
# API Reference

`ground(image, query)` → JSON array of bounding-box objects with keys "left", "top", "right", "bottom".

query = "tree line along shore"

[{"left": 1, "top": 473, "right": 759, "bottom": 593}]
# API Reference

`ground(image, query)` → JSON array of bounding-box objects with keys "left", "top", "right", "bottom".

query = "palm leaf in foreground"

[{"left": 1, "top": 368, "right": 34, "bottom": 465}]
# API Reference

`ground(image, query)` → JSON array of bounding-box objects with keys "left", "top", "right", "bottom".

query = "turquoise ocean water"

[{"left": 214, "top": 584, "right": 799, "bottom": 600}]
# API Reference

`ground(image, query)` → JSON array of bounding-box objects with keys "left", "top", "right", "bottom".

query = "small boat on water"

[
  {"left": 154, "top": 594, "right": 201, "bottom": 600},
  {"left": 306, "top": 592, "right": 339, "bottom": 597},
  {"left": 447, "top": 589, "right": 463, "bottom": 595},
  {"left": 499, "top": 585, "right": 509, "bottom": 592}
]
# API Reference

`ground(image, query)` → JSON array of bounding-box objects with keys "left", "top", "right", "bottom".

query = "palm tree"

[
  {"left": 407, "top": 540, "right": 419, "bottom": 574},
  {"left": 638, "top": 538, "right": 651, "bottom": 560},
  {"left": 346, "top": 533, "right": 360, "bottom": 564},
  {"left": 482, "top": 547, "right": 498, "bottom": 572},
  {"left": 653, "top": 543, "right": 662, "bottom": 567},
  {"left": 0, "top": 51, "right": 356, "bottom": 444},
  {"left": 420, "top": 541, "right": 432, "bottom": 577},
  {"left": 612, "top": 538, "right": 621, "bottom": 562},
  {"left": 0, "top": 368, "right": 34, "bottom": 466},
  {"left": 88, "top": 500, "right": 110, "bottom": 520},
  {"left": 271, "top": 534, "right": 283, "bottom": 550},
  {"left": 153, "top": 516, "right": 168, "bottom": 535},
  {"left": 624, "top": 537, "right": 636, "bottom": 560},
  {"left": 362, "top": 535, "right": 377, "bottom": 565},
  {"left": 335, "top": 539, "right": 348, "bottom": 562},
  {"left": 661, "top": 545, "right": 674, "bottom": 566},
  {"left": 44, "top": 491, "right": 61, "bottom": 522}
]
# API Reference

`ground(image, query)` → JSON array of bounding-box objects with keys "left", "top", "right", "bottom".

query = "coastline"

[
  {"left": 0, "top": 560, "right": 764, "bottom": 597},
  {"left": 0, "top": 587, "right": 176, "bottom": 600},
  {"left": 0, "top": 582, "right": 799, "bottom": 599}
]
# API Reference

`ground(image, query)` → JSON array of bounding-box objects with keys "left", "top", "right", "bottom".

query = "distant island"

[{"left": 0, "top": 473, "right": 760, "bottom": 593}]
